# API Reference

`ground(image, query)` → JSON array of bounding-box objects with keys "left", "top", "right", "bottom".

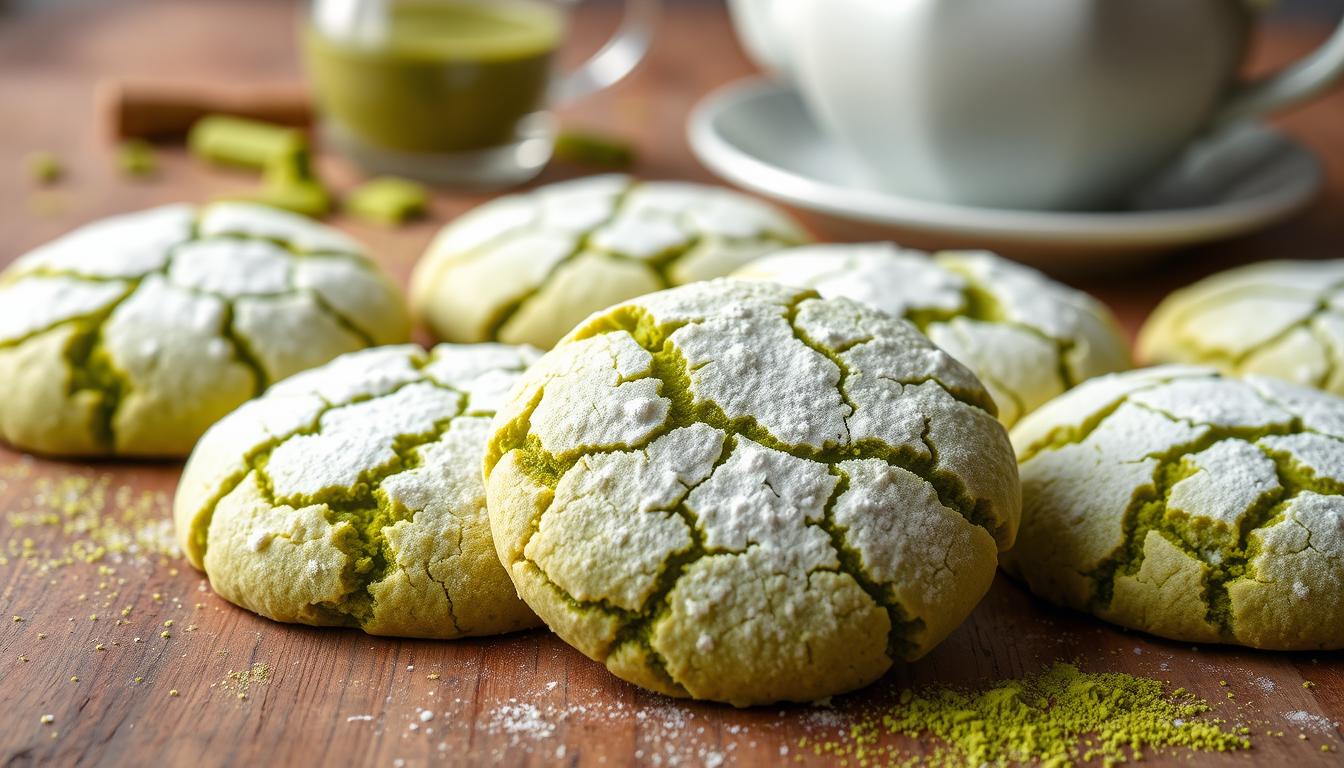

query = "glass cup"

[{"left": 304, "top": 0, "right": 659, "bottom": 186}]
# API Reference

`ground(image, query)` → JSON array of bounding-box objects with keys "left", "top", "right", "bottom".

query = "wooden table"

[{"left": 2, "top": 1, "right": 1342, "bottom": 765}]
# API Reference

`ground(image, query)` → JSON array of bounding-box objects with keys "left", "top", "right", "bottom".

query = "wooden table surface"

[{"left": 2, "top": 1, "right": 1343, "bottom": 766}]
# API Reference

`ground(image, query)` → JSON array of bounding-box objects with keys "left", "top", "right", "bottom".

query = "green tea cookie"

[
  {"left": 734, "top": 243, "right": 1131, "bottom": 426},
  {"left": 174, "top": 343, "right": 541, "bottom": 638},
  {"left": 0, "top": 203, "right": 409, "bottom": 458},
  {"left": 1004, "top": 365, "right": 1344, "bottom": 650},
  {"left": 409, "top": 175, "right": 808, "bottom": 349},
  {"left": 1139, "top": 260, "right": 1344, "bottom": 394},
  {"left": 484, "top": 279, "right": 1020, "bottom": 706}
]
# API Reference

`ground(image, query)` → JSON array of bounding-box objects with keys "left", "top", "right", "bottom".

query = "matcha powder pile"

[{"left": 804, "top": 663, "right": 1250, "bottom": 767}]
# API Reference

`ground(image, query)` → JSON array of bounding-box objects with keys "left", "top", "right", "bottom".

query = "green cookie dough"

[
  {"left": 483, "top": 279, "right": 1020, "bottom": 706},
  {"left": 409, "top": 174, "right": 808, "bottom": 349},
  {"left": 1139, "top": 259, "right": 1344, "bottom": 395},
  {"left": 174, "top": 343, "right": 542, "bottom": 639},
  {"left": 1004, "top": 365, "right": 1344, "bottom": 650},
  {"left": 734, "top": 243, "right": 1132, "bottom": 426},
  {"left": 0, "top": 203, "right": 410, "bottom": 458}
]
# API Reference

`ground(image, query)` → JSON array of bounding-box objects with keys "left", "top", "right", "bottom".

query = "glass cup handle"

[
  {"left": 1211, "top": 11, "right": 1344, "bottom": 127},
  {"left": 549, "top": 0, "right": 662, "bottom": 106}
]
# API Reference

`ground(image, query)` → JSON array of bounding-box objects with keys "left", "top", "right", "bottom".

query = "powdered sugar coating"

[
  {"left": 174, "top": 343, "right": 542, "bottom": 639},
  {"left": 410, "top": 175, "right": 808, "bottom": 349},
  {"left": 733, "top": 243, "right": 1131, "bottom": 426},
  {"left": 1140, "top": 259, "right": 1344, "bottom": 395},
  {"left": 1005, "top": 365, "right": 1344, "bottom": 650},
  {"left": 484, "top": 279, "right": 1019, "bottom": 706},
  {"left": 0, "top": 203, "right": 410, "bottom": 457}
]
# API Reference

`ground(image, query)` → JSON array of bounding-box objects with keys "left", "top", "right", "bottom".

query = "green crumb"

[
  {"left": 221, "top": 177, "right": 332, "bottom": 218},
  {"left": 193, "top": 115, "right": 331, "bottom": 217},
  {"left": 1303, "top": 681, "right": 1316, "bottom": 689},
  {"left": 553, "top": 130, "right": 636, "bottom": 169},
  {"left": 806, "top": 663, "right": 1250, "bottom": 767},
  {"left": 345, "top": 176, "right": 429, "bottom": 225},
  {"left": 188, "top": 115, "right": 308, "bottom": 171},
  {"left": 169, "top": 689, "right": 179, "bottom": 697},
  {"left": 39, "top": 715, "right": 54, "bottom": 725},
  {"left": 117, "top": 140, "right": 157, "bottom": 178},
  {"left": 160, "top": 630, "right": 171, "bottom": 639},
  {"left": 11, "top": 616, "right": 21, "bottom": 622},
  {"left": 220, "top": 663, "right": 271, "bottom": 699},
  {"left": 26, "top": 151, "right": 63, "bottom": 184}
]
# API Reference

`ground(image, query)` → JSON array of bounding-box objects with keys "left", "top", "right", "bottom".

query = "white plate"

[{"left": 688, "top": 78, "right": 1324, "bottom": 266}]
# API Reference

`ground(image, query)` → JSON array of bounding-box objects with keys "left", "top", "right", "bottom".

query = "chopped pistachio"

[
  {"left": 118, "top": 140, "right": 157, "bottom": 178},
  {"left": 345, "top": 176, "right": 429, "bottom": 225},
  {"left": 188, "top": 115, "right": 308, "bottom": 171},
  {"left": 222, "top": 180, "right": 332, "bottom": 218},
  {"left": 553, "top": 130, "right": 635, "bottom": 169},
  {"left": 26, "top": 151, "right": 63, "bottom": 184}
]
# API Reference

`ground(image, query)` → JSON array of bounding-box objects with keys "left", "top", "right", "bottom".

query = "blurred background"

[{"left": 2, "top": 0, "right": 1340, "bottom": 16}]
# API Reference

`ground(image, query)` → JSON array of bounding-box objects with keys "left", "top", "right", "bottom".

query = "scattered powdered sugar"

[
  {"left": 802, "top": 705, "right": 849, "bottom": 729},
  {"left": 1284, "top": 710, "right": 1338, "bottom": 734},
  {"left": 488, "top": 702, "right": 556, "bottom": 743},
  {"left": 346, "top": 714, "right": 374, "bottom": 722},
  {"left": 1254, "top": 677, "right": 1276, "bottom": 693}
]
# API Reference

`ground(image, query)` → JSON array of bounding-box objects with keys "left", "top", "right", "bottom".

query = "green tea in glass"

[{"left": 304, "top": 0, "right": 658, "bottom": 186}]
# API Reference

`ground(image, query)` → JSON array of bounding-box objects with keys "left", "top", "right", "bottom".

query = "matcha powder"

[{"left": 803, "top": 663, "right": 1250, "bottom": 767}]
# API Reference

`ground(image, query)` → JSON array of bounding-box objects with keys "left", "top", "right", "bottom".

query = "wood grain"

[{"left": 1, "top": 1, "right": 1342, "bottom": 766}]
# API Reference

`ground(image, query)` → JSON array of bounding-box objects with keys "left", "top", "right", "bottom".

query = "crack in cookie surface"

[
  {"left": 484, "top": 279, "right": 1018, "bottom": 705},
  {"left": 175, "top": 343, "right": 542, "bottom": 639},
  {"left": 1006, "top": 366, "right": 1344, "bottom": 650},
  {"left": 1140, "top": 260, "right": 1344, "bottom": 394},
  {"left": 731, "top": 244, "right": 1132, "bottom": 427},
  {"left": 410, "top": 175, "right": 809, "bottom": 349},
  {"left": 0, "top": 203, "right": 409, "bottom": 456}
]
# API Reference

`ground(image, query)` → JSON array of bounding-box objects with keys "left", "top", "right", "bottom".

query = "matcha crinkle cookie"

[
  {"left": 1139, "top": 259, "right": 1344, "bottom": 395},
  {"left": 483, "top": 279, "right": 1020, "bottom": 706},
  {"left": 0, "top": 203, "right": 409, "bottom": 458},
  {"left": 174, "top": 343, "right": 541, "bottom": 638},
  {"left": 409, "top": 174, "right": 808, "bottom": 349},
  {"left": 1004, "top": 365, "right": 1344, "bottom": 650},
  {"left": 734, "top": 243, "right": 1131, "bottom": 426}
]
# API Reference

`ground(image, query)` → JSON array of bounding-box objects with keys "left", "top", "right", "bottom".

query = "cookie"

[
  {"left": 734, "top": 243, "right": 1131, "bottom": 426},
  {"left": 409, "top": 175, "right": 807, "bottom": 349},
  {"left": 1005, "top": 365, "right": 1344, "bottom": 650},
  {"left": 0, "top": 203, "right": 409, "bottom": 457},
  {"left": 1138, "top": 260, "right": 1344, "bottom": 394},
  {"left": 483, "top": 279, "right": 1019, "bottom": 705},
  {"left": 174, "top": 343, "right": 542, "bottom": 639}
]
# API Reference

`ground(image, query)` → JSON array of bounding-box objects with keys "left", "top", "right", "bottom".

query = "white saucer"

[{"left": 688, "top": 78, "right": 1324, "bottom": 266}]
